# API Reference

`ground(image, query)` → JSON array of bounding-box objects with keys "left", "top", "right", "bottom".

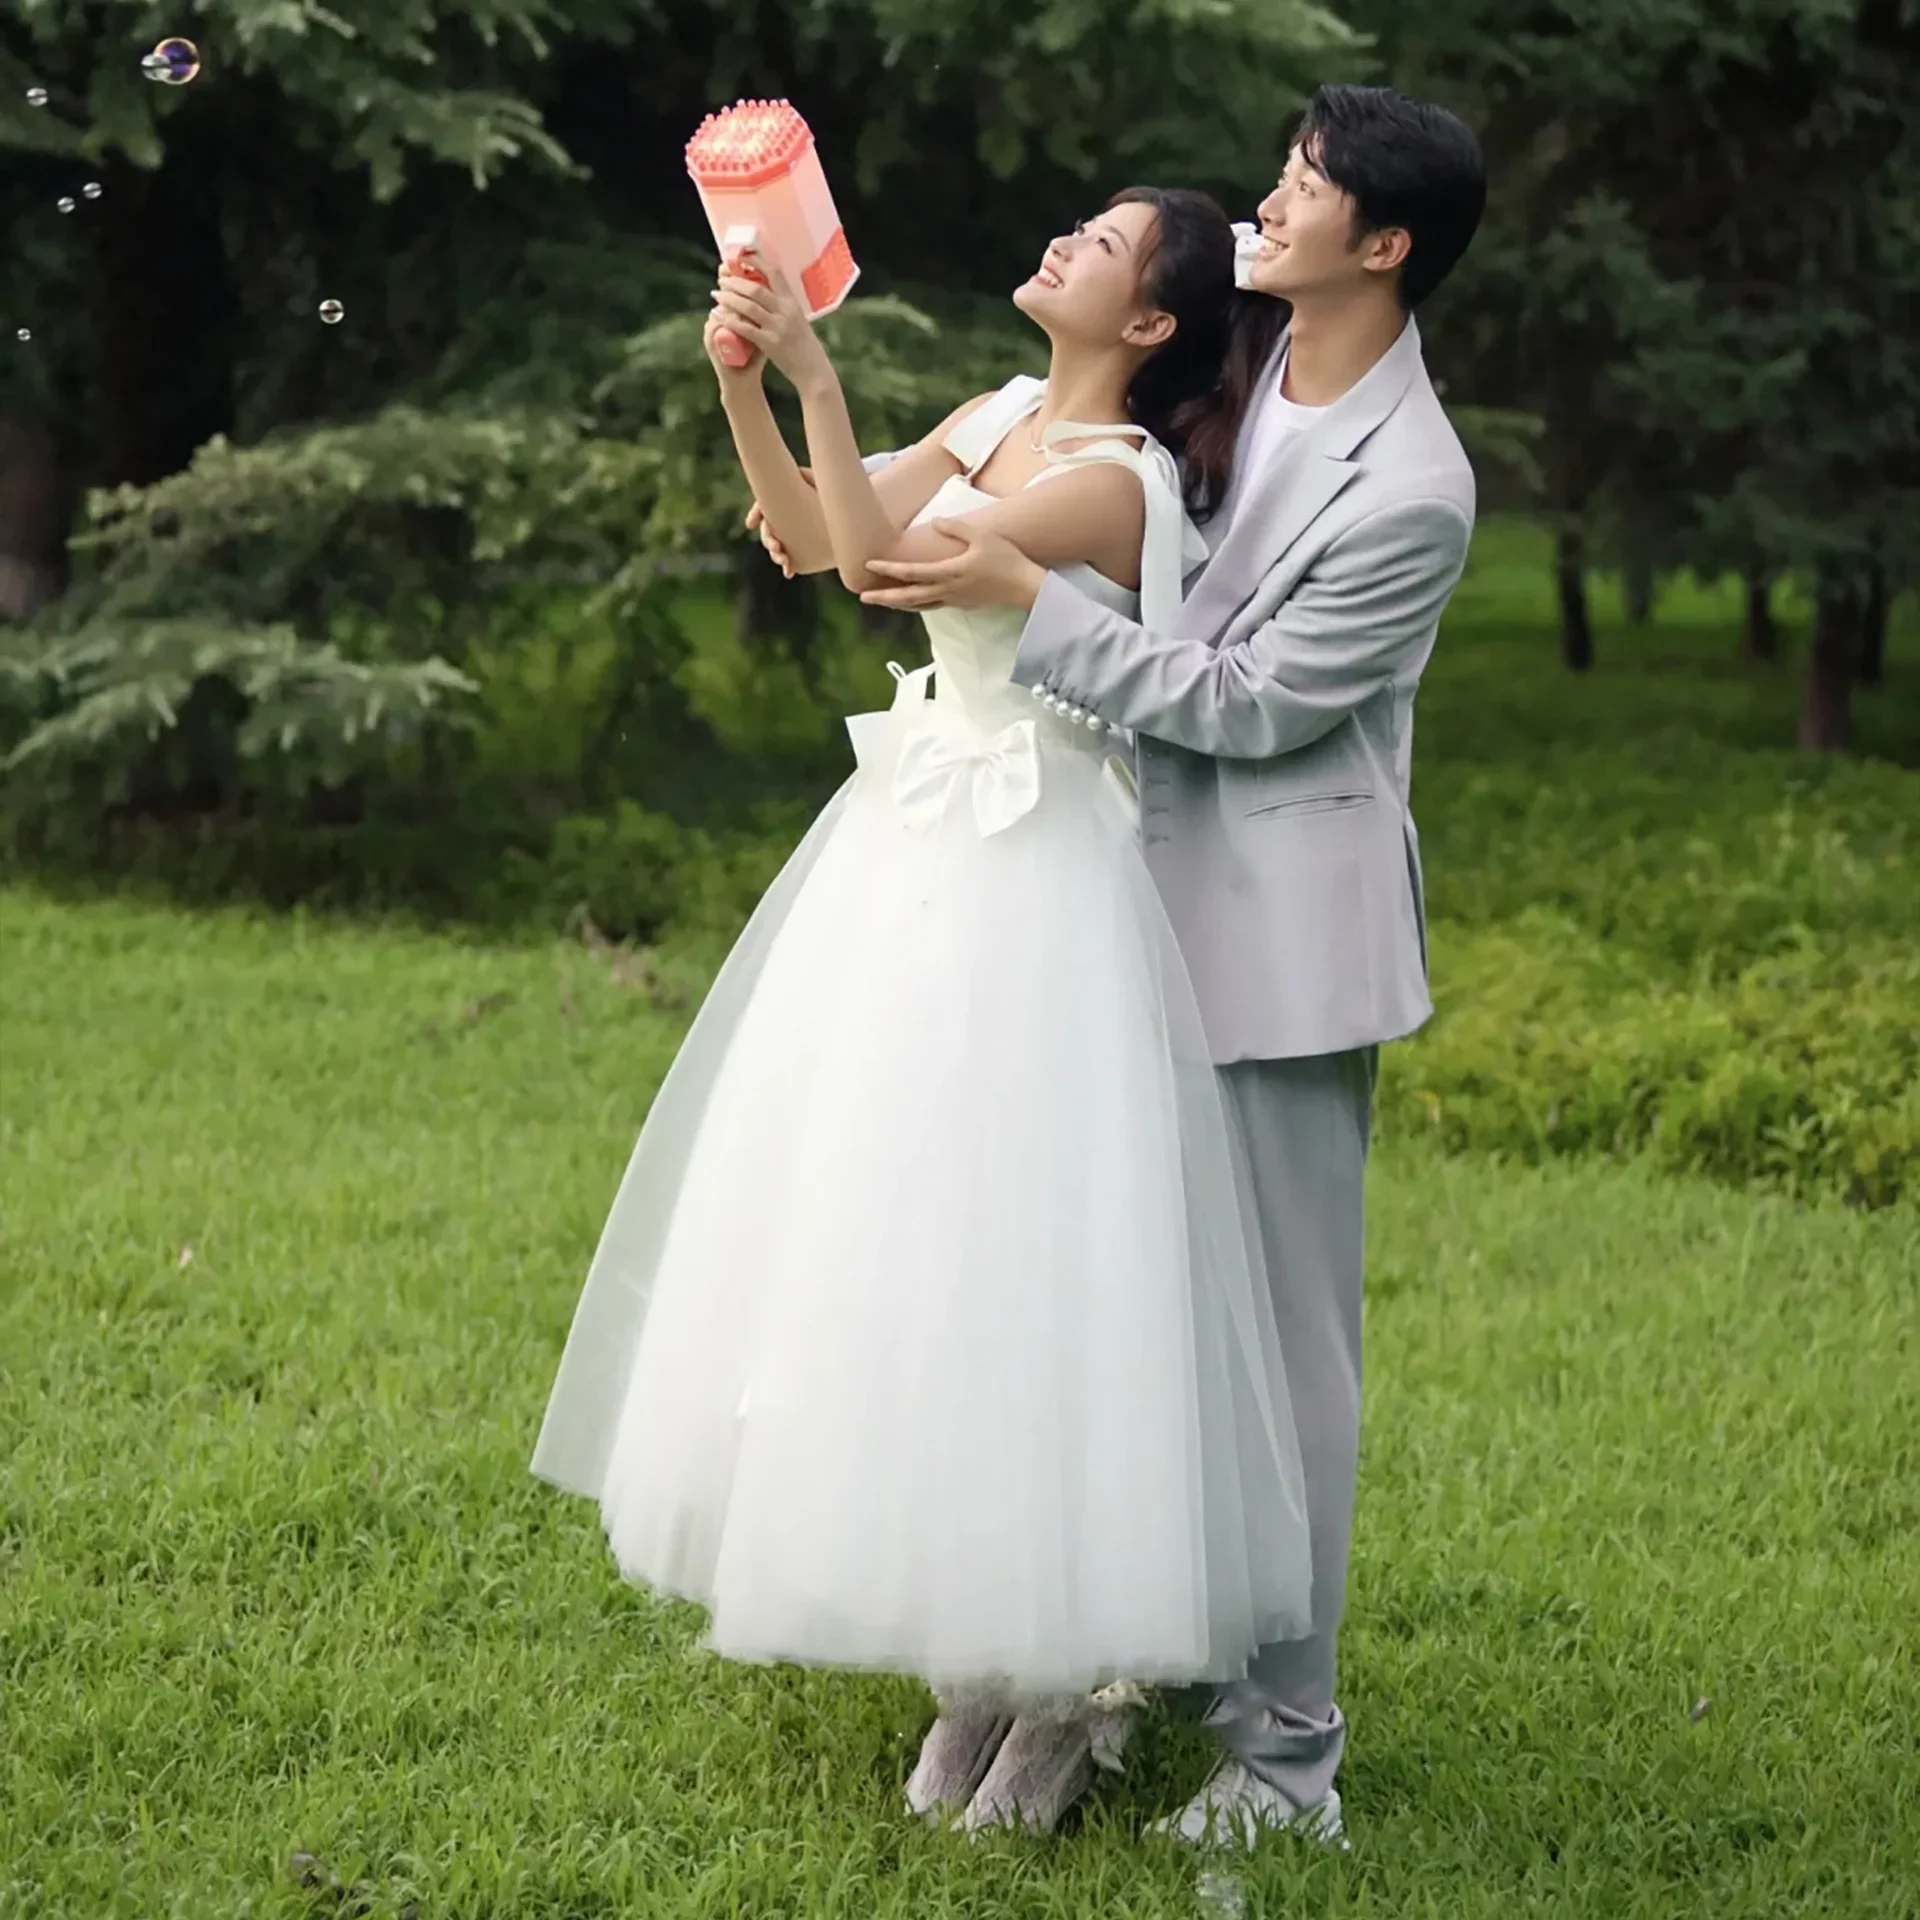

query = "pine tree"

[{"left": 1, "top": 0, "right": 1359, "bottom": 811}]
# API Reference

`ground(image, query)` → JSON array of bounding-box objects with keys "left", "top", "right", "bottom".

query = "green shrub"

[
  {"left": 1386, "top": 913, "right": 1919, "bottom": 1208},
  {"left": 490, "top": 794, "right": 816, "bottom": 951},
  {"left": 495, "top": 801, "right": 688, "bottom": 943},
  {"left": 2, "top": 806, "right": 530, "bottom": 920},
  {"left": 1419, "top": 742, "right": 1916, "bottom": 971}
]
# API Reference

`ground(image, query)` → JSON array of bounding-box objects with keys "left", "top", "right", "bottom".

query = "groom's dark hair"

[{"left": 1295, "top": 84, "right": 1486, "bottom": 309}]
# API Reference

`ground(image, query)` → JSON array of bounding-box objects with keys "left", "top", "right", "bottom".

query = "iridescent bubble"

[
  {"left": 318, "top": 299, "right": 345, "bottom": 325},
  {"left": 27, "top": 86, "right": 49, "bottom": 107},
  {"left": 140, "top": 52, "right": 166, "bottom": 82},
  {"left": 56, "top": 196, "right": 76, "bottom": 215},
  {"left": 15, "top": 328, "right": 30, "bottom": 343},
  {"left": 148, "top": 38, "right": 201, "bottom": 86},
  {"left": 83, "top": 181, "right": 103, "bottom": 201}
]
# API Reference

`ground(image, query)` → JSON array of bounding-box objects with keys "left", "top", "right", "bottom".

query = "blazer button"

[{"left": 1030, "top": 683, "right": 1047, "bottom": 699}]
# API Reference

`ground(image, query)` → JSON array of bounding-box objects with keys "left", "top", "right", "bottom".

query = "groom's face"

[{"left": 1246, "top": 138, "right": 1402, "bottom": 302}]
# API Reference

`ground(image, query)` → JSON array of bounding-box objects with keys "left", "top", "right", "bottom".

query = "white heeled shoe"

[
  {"left": 903, "top": 1705, "right": 1013, "bottom": 1820},
  {"left": 959, "top": 1713, "right": 1095, "bottom": 1835}
]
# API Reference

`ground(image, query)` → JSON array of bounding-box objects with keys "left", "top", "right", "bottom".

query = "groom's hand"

[{"left": 861, "top": 519, "right": 1045, "bottom": 614}]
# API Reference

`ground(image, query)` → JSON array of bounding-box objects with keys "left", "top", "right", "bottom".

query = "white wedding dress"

[{"left": 530, "top": 377, "right": 1313, "bottom": 1700}]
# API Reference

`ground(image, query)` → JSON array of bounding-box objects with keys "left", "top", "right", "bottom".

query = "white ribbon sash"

[{"left": 891, "top": 716, "right": 1041, "bottom": 838}]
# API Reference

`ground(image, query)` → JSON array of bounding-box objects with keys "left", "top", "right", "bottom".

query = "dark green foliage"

[
  {"left": 1371, "top": 0, "right": 1919, "bottom": 732},
  {"left": 0, "top": 0, "right": 1363, "bottom": 815}
]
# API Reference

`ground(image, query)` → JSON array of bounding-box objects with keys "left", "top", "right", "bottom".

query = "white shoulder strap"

[
  {"left": 1032, "top": 422, "right": 1210, "bottom": 634},
  {"left": 941, "top": 376, "right": 1046, "bottom": 477}
]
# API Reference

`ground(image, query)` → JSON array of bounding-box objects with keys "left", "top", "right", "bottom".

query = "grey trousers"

[{"left": 1195, "top": 1047, "right": 1377, "bottom": 1808}]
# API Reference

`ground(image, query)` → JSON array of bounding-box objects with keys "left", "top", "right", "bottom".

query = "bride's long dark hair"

[{"left": 1107, "top": 186, "right": 1289, "bottom": 523}]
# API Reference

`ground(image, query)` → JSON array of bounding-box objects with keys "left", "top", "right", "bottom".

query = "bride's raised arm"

[
  {"left": 710, "top": 262, "right": 993, "bottom": 589},
  {"left": 703, "top": 304, "right": 841, "bottom": 574}
]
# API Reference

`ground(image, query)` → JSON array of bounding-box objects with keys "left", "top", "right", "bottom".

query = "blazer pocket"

[{"left": 1244, "top": 788, "right": 1375, "bottom": 819}]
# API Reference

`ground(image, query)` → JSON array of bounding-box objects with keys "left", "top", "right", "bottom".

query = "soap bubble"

[
  {"left": 318, "top": 299, "right": 345, "bottom": 325},
  {"left": 15, "top": 328, "right": 30, "bottom": 343},
  {"left": 144, "top": 38, "right": 201, "bottom": 86},
  {"left": 56, "top": 196, "right": 76, "bottom": 215},
  {"left": 27, "top": 85, "right": 49, "bottom": 107},
  {"left": 83, "top": 181, "right": 103, "bottom": 200}
]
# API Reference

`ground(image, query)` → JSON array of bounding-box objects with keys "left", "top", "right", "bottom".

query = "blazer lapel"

[{"left": 1185, "top": 317, "right": 1427, "bottom": 636}]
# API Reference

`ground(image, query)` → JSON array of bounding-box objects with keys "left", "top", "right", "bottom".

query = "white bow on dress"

[{"left": 891, "top": 716, "right": 1042, "bottom": 839}]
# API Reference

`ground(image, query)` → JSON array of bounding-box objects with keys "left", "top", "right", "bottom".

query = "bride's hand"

[
  {"left": 712, "top": 258, "right": 832, "bottom": 394},
  {"left": 703, "top": 306, "right": 765, "bottom": 385}
]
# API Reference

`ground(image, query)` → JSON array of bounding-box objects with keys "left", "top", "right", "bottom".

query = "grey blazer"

[{"left": 1008, "top": 318, "right": 1474, "bottom": 1064}]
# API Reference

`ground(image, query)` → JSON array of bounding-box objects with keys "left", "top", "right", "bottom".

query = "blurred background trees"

[
  {"left": 0, "top": 0, "right": 1913, "bottom": 870},
  {"left": 0, "top": 0, "right": 1359, "bottom": 830},
  {"left": 1383, "top": 0, "right": 1919, "bottom": 746}
]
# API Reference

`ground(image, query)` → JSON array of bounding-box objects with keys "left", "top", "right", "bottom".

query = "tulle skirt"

[{"left": 530, "top": 705, "right": 1312, "bottom": 1699}]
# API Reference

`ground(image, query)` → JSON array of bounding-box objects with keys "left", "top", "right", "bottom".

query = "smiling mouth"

[{"left": 1034, "top": 264, "right": 1064, "bottom": 289}]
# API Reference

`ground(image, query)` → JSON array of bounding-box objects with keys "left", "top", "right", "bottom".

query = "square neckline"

[
  {"left": 951, "top": 380, "right": 1142, "bottom": 500},
  {"left": 929, "top": 382, "right": 1145, "bottom": 595}
]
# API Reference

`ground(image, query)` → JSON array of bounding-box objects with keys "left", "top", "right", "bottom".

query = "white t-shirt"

[
  {"left": 1236, "top": 349, "right": 1328, "bottom": 506},
  {"left": 1213, "top": 349, "right": 1326, "bottom": 541}
]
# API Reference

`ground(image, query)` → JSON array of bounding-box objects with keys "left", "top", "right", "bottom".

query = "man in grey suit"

[{"left": 856, "top": 85, "right": 1487, "bottom": 1846}]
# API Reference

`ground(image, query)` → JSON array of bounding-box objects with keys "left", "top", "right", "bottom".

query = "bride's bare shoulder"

[{"left": 926, "top": 390, "right": 999, "bottom": 442}]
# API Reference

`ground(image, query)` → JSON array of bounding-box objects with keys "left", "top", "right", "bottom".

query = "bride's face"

[{"left": 1013, "top": 201, "right": 1167, "bottom": 345}]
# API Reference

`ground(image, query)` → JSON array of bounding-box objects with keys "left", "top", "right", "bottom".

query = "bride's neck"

[{"left": 1031, "top": 344, "right": 1136, "bottom": 435}]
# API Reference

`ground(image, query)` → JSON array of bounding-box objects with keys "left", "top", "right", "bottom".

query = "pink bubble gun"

[{"left": 686, "top": 99, "right": 860, "bottom": 368}]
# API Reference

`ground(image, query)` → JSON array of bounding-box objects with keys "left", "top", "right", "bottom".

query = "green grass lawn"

[{"left": 3, "top": 887, "right": 1915, "bottom": 1918}]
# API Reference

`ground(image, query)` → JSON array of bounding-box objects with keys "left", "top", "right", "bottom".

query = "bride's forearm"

[
  {"left": 718, "top": 381, "right": 834, "bottom": 573},
  {"left": 794, "top": 365, "right": 907, "bottom": 593}
]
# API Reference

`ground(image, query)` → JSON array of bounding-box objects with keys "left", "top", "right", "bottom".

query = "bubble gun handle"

[{"left": 713, "top": 224, "right": 767, "bottom": 369}]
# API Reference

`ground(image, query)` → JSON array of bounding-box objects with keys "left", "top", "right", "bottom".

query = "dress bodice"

[
  {"left": 845, "top": 376, "right": 1205, "bottom": 840},
  {"left": 907, "top": 471, "right": 1138, "bottom": 733}
]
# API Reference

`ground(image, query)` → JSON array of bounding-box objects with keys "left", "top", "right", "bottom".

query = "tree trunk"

[
  {"left": 1798, "top": 573, "right": 1861, "bottom": 752},
  {"left": 1622, "top": 556, "right": 1656, "bottom": 626},
  {"left": 1857, "top": 565, "right": 1888, "bottom": 688},
  {"left": 0, "top": 420, "right": 69, "bottom": 620},
  {"left": 734, "top": 551, "right": 820, "bottom": 681},
  {"left": 1741, "top": 570, "right": 1778, "bottom": 662},
  {"left": 1555, "top": 527, "right": 1594, "bottom": 672}
]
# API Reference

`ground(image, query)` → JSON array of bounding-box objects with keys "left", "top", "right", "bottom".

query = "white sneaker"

[{"left": 1152, "top": 1759, "right": 1348, "bottom": 1851}]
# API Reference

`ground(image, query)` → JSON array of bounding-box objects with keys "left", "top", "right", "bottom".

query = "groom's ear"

[{"left": 1359, "top": 225, "right": 1413, "bottom": 278}]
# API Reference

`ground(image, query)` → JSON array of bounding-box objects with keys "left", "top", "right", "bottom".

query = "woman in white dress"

[{"left": 530, "top": 188, "right": 1313, "bottom": 1832}]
